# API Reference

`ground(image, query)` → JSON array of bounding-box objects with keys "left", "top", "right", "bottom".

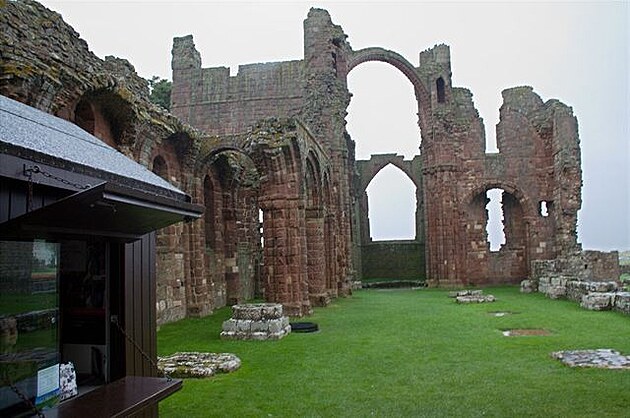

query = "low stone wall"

[
  {"left": 221, "top": 303, "right": 291, "bottom": 340},
  {"left": 566, "top": 280, "right": 619, "bottom": 303},
  {"left": 531, "top": 251, "right": 621, "bottom": 283},
  {"left": 524, "top": 277, "right": 628, "bottom": 315}
]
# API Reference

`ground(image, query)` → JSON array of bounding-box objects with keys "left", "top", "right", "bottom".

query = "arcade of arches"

[{"left": 2, "top": 2, "right": 612, "bottom": 324}]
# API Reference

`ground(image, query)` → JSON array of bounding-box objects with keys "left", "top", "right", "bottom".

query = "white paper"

[{"left": 37, "top": 364, "right": 60, "bottom": 397}]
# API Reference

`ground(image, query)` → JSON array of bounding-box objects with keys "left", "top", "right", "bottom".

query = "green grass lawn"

[{"left": 157, "top": 287, "right": 630, "bottom": 417}]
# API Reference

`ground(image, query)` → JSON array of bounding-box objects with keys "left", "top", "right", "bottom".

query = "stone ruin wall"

[
  {"left": 172, "top": 36, "right": 304, "bottom": 137},
  {"left": 1, "top": 1, "right": 620, "bottom": 325}
]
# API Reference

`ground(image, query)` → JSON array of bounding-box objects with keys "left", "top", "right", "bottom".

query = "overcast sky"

[{"left": 39, "top": 0, "right": 629, "bottom": 251}]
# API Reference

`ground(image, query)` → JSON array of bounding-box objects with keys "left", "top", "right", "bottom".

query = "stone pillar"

[
  {"left": 261, "top": 198, "right": 311, "bottom": 317},
  {"left": 182, "top": 176, "right": 212, "bottom": 318},
  {"left": 423, "top": 166, "right": 463, "bottom": 287},
  {"left": 306, "top": 208, "right": 329, "bottom": 306},
  {"left": 303, "top": 8, "right": 354, "bottom": 294},
  {"left": 324, "top": 213, "right": 338, "bottom": 297}
]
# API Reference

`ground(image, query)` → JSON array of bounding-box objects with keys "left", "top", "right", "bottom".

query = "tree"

[{"left": 148, "top": 76, "right": 172, "bottom": 111}]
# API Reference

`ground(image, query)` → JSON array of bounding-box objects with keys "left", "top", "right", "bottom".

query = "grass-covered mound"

[{"left": 158, "top": 287, "right": 630, "bottom": 417}]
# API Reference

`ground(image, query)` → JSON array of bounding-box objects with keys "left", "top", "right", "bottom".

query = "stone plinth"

[{"left": 221, "top": 303, "right": 291, "bottom": 340}]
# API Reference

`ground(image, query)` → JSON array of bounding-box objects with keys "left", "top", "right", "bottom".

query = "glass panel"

[{"left": 0, "top": 240, "right": 60, "bottom": 415}]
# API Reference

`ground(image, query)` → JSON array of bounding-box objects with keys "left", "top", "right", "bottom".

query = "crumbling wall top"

[{"left": 172, "top": 34, "right": 202, "bottom": 70}]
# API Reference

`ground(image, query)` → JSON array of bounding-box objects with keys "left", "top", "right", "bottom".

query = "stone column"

[
  {"left": 261, "top": 198, "right": 311, "bottom": 316},
  {"left": 306, "top": 208, "right": 329, "bottom": 306}
]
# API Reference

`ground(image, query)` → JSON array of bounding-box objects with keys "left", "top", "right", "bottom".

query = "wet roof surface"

[{"left": 0, "top": 94, "right": 185, "bottom": 198}]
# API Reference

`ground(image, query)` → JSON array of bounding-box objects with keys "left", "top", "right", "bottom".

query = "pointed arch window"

[
  {"left": 436, "top": 77, "right": 446, "bottom": 103},
  {"left": 366, "top": 164, "right": 416, "bottom": 240}
]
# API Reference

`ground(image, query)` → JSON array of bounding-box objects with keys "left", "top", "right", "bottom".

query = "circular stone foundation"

[{"left": 157, "top": 352, "right": 241, "bottom": 378}]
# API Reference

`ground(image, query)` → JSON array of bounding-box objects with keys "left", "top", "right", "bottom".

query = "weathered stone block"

[
  {"left": 545, "top": 286, "right": 566, "bottom": 300},
  {"left": 267, "top": 319, "right": 283, "bottom": 334},
  {"left": 520, "top": 279, "right": 536, "bottom": 293},
  {"left": 250, "top": 320, "right": 269, "bottom": 333},
  {"left": 551, "top": 277, "right": 568, "bottom": 287},
  {"left": 580, "top": 293, "right": 614, "bottom": 311},
  {"left": 237, "top": 320, "right": 252, "bottom": 333},
  {"left": 613, "top": 292, "right": 630, "bottom": 315},
  {"left": 221, "top": 319, "right": 237, "bottom": 333}
]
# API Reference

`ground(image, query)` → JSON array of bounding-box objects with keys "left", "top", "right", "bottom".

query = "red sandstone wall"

[{"left": 171, "top": 36, "right": 304, "bottom": 136}]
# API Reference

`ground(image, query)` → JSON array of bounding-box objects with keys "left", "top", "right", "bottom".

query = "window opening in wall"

[
  {"left": 436, "top": 77, "right": 446, "bottom": 103},
  {"left": 258, "top": 208, "right": 264, "bottom": 248},
  {"left": 74, "top": 99, "right": 95, "bottom": 134},
  {"left": 366, "top": 164, "right": 416, "bottom": 241},
  {"left": 539, "top": 201, "right": 549, "bottom": 217},
  {"left": 152, "top": 156, "right": 168, "bottom": 181},
  {"left": 203, "top": 176, "right": 215, "bottom": 245},
  {"left": 486, "top": 188, "right": 506, "bottom": 251}
]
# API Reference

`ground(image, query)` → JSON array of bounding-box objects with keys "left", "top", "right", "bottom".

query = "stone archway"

[
  {"left": 347, "top": 47, "right": 431, "bottom": 135},
  {"left": 196, "top": 149, "right": 262, "bottom": 308},
  {"left": 195, "top": 118, "right": 323, "bottom": 317},
  {"left": 344, "top": 47, "right": 432, "bottom": 284}
]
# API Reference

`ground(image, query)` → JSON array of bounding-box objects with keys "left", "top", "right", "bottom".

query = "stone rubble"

[
  {"left": 552, "top": 349, "right": 630, "bottom": 369},
  {"left": 221, "top": 303, "right": 291, "bottom": 340},
  {"left": 448, "top": 289, "right": 496, "bottom": 304},
  {"left": 157, "top": 352, "right": 241, "bottom": 378},
  {"left": 519, "top": 279, "right": 536, "bottom": 293}
]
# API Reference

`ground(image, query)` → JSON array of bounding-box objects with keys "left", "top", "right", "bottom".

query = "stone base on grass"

[
  {"left": 552, "top": 349, "right": 630, "bottom": 369},
  {"left": 158, "top": 352, "right": 241, "bottom": 378},
  {"left": 221, "top": 303, "right": 291, "bottom": 340},
  {"left": 449, "top": 289, "right": 496, "bottom": 303}
]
